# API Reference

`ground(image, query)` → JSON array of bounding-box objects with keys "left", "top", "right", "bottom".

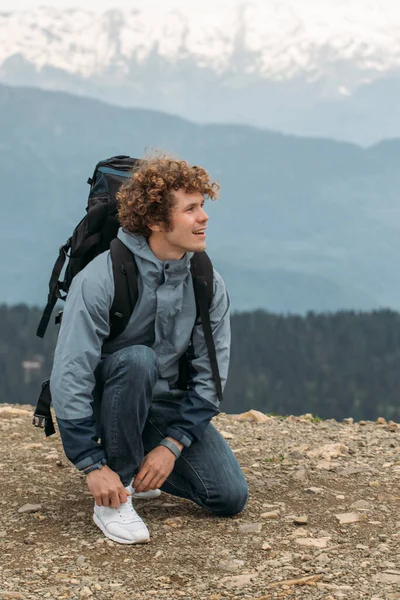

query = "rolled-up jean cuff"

[{"left": 75, "top": 451, "right": 107, "bottom": 471}]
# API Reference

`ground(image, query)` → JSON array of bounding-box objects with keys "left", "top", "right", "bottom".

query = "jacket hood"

[{"left": 117, "top": 228, "right": 193, "bottom": 281}]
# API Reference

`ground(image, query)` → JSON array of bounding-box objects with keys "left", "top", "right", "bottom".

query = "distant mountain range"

[
  {"left": 2, "top": 83, "right": 400, "bottom": 313},
  {"left": 1, "top": 4, "right": 400, "bottom": 145}
]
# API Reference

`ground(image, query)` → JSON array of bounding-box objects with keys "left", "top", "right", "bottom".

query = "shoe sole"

[{"left": 93, "top": 513, "right": 150, "bottom": 545}]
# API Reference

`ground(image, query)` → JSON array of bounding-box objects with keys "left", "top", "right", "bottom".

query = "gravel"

[{"left": 1, "top": 404, "right": 400, "bottom": 599}]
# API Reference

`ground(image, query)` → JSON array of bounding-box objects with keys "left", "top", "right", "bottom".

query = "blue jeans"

[{"left": 94, "top": 345, "right": 248, "bottom": 516}]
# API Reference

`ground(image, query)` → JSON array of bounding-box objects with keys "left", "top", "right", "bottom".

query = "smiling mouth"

[{"left": 193, "top": 229, "right": 206, "bottom": 235}]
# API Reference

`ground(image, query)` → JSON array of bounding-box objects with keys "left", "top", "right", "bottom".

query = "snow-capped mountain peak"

[
  {"left": 1, "top": 1, "right": 400, "bottom": 81},
  {"left": 2, "top": 1, "right": 400, "bottom": 146}
]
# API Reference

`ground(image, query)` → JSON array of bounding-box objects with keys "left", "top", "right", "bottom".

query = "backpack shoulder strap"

[
  {"left": 190, "top": 251, "right": 213, "bottom": 308},
  {"left": 190, "top": 252, "right": 223, "bottom": 402},
  {"left": 36, "top": 240, "right": 70, "bottom": 338},
  {"left": 108, "top": 238, "right": 139, "bottom": 342}
]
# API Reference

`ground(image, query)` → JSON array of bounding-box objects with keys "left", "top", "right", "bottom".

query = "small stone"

[
  {"left": 76, "top": 555, "right": 86, "bottom": 566},
  {"left": 238, "top": 522, "right": 263, "bottom": 533},
  {"left": 262, "top": 542, "right": 271, "bottom": 550},
  {"left": 24, "top": 537, "right": 35, "bottom": 545},
  {"left": 218, "top": 558, "right": 245, "bottom": 571},
  {"left": 293, "top": 515, "right": 308, "bottom": 526},
  {"left": 79, "top": 587, "right": 93, "bottom": 598},
  {"left": 218, "top": 573, "right": 258, "bottom": 589},
  {"left": 220, "top": 431, "right": 234, "bottom": 440},
  {"left": 44, "top": 453, "right": 59, "bottom": 461},
  {"left": 305, "top": 487, "right": 323, "bottom": 494},
  {"left": 163, "top": 517, "right": 185, "bottom": 528},
  {"left": 335, "top": 512, "right": 361, "bottom": 525},
  {"left": 22, "top": 443, "right": 43, "bottom": 449},
  {"left": 18, "top": 503, "right": 42, "bottom": 514},
  {"left": 290, "top": 529, "right": 309, "bottom": 539},
  {"left": 260, "top": 511, "right": 279, "bottom": 520},
  {"left": 317, "top": 529, "right": 331, "bottom": 538},
  {"left": 316, "top": 460, "right": 333, "bottom": 470},
  {"left": 295, "top": 537, "right": 331, "bottom": 548},
  {"left": 230, "top": 410, "right": 271, "bottom": 423},
  {"left": 307, "top": 443, "right": 348, "bottom": 460},
  {"left": 350, "top": 500, "right": 370, "bottom": 510},
  {"left": 358, "top": 420, "right": 367, "bottom": 426},
  {"left": 292, "top": 468, "right": 308, "bottom": 481},
  {"left": 290, "top": 450, "right": 303, "bottom": 460},
  {"left": 376, "top": 417, "right": 387, "bottom": 425},
  {"left": 374, "top": 572, "right": 400, "bottom": 583},
  {"left": 300, "top": 413, "right": 314, "bottom": 421},
  {"left": 369, "top": 481, "right": 381, "bottom": 487},
  {"left": 378, "top": 534, "right": 388, "bottom": 542},
  {"left": 388, "top": 421, "right": 399, "bottom": 432},
  {"left": 343, "top": 418, "right": 354, "bottom": 425}
]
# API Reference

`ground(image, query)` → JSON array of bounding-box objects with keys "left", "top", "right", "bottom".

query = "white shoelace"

[{"left": 113, "top": 495, "right": 143, "bottom": 523}]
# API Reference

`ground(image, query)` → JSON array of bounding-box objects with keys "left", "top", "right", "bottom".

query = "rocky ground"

[{"left": 1, "top": 405, "right": 400, "bottom": 600}]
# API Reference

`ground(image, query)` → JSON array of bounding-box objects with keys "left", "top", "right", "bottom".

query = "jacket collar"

[{"left": 118, "top": 228, "right": 193, "bottom": 284}]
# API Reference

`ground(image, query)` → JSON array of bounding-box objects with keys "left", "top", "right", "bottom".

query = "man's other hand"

[
  {"left": 86, "top": 465, "right": 129, "bottom": 508},
  {"left": 134, "top": 446, "right": 177, "bottom": 493}
]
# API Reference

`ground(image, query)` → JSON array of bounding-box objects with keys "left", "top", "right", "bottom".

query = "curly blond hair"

[{"left": 117, "top": 154, "right": 220, "bottom": 236}]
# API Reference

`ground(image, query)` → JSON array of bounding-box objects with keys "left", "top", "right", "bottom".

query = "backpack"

[{"left": 33, "top": 155, "right": 222, "bottom": 436}]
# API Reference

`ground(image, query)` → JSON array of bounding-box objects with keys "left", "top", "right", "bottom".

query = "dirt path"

[{"left": 1, "top": 405, "right": 400, "bottom": 600}]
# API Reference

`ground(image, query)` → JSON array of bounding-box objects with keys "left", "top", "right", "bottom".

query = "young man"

[{"left": 50, "top": 155, "right": 248, "bottom": 544}]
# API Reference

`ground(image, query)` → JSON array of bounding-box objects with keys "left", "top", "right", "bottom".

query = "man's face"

[{"left": 151, "top": 188, "right": 209, "bottom": 257}]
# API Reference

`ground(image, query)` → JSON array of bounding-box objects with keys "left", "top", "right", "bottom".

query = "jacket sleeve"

[
  {"left": 166, "top": 269, "right": 231, "bottom": 447},
  {"left": 50, "top": 253, "right": 113, "bottom": 469}
]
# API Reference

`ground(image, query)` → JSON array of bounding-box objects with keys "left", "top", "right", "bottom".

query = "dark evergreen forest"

[{"left": 2, "top": 304, "right": 400, "bottom": 422}]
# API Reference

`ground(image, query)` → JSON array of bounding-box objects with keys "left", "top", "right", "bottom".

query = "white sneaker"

[
  {"left": 93, "top": 486, "right": 150, "bottom": 545},
  {"left": 131, "top": 488, "right": 161, "bottom": 499}
]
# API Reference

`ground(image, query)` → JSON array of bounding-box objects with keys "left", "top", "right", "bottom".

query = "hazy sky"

[
  {"left": 1, "top": 0, "right": 397, "bottom": 15},
  {"left": 0, "top": 0, "right": 242, "bottom": 10},
  {"left": 1, "top": 0, "right": 398, "bottom": 25}
]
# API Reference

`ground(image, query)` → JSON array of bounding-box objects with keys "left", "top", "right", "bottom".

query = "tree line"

[{"left": 2, "top": 304, "right": 400, "bottom": 422}]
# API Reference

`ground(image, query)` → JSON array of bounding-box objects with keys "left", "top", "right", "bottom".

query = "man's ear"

[{"left": 148, "top": 222, "right": 164, "bottom": 233}]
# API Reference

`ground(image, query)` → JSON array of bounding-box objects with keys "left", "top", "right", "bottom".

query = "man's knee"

[
  {"left": 209, "top": 477, "right": 249, "bottom": 517},
  {"left": 110, "top": 345, "right": 158, "bottom": 382}
]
